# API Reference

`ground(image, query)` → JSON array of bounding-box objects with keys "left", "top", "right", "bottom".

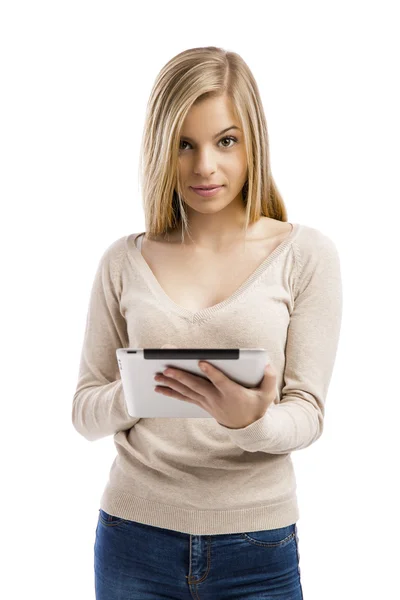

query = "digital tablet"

[{"left": 116, "top": 348, "right": 270, "bottom": 418}]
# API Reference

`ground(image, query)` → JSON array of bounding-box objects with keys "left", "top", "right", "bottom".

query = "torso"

[{"left": 137, "top": 217, "right": 293, "bottom": 312}]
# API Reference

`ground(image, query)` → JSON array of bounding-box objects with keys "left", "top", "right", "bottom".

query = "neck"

[{"left": 173, "top": 196, "right": 256, "bottom": 251}]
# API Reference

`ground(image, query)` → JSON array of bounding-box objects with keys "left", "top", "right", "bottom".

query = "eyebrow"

[{"left": 180, "top": 125, "right": 241, "bottom": 142}]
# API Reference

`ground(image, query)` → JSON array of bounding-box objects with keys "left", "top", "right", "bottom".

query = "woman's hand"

[{"left": 158, "top": 344, "right": 277, "bottom": 429}]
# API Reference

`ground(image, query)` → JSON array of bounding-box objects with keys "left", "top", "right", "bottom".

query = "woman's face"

[{"left": 177, "top": 94, "right": 248, "bottom": 213}]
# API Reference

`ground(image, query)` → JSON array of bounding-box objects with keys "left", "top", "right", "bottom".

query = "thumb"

[{"left": 259, "top": 363, "right": 277, "bottom": 394}]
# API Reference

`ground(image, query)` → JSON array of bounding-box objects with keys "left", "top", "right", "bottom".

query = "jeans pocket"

[
  {"left": 239, "top": 523, "right": 296, "bottom": 547},
  {"left": 98, "top": 508, "right": 127, "bottom": 527}
]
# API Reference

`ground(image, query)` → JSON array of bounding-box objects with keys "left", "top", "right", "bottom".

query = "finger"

[
  {"left": 155, "top": 385, "right": 199, "bottom": 405},
  {"left": 261, "top": 364, "right": 276, "bottom": 388},
  {"left": 198, "top": 361, "right": 238, "bottom": 393},
  {"left": 165, "top": 367, "right": 211, "bottom": 390},
  {"left": 156, "top": 373, "right": 205, "bottom": 403}
]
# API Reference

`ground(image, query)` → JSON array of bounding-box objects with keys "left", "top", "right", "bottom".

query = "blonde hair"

[{"left": 138, "top": 46, "right": 288, "bottom": 242}]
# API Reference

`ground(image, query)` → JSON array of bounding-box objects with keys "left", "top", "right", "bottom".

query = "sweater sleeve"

[
  {"left": 72, "top": 239, "right": 140, "bottom": 441},
  {"left": 218, "top": 231, "right": 343, "bottom": 453}
]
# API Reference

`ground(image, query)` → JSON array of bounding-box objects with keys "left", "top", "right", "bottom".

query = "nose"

[{"left": 192, "top": 148, "right": 218, "bottom": 177}]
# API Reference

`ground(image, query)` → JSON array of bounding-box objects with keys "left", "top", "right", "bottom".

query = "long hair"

[{"left": 138, "top": 46, "right": 288, "bottom": 242}]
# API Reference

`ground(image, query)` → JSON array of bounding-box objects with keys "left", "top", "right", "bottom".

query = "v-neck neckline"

[{"left": 127, "top": 222, "right": 300, "bottom": 322}]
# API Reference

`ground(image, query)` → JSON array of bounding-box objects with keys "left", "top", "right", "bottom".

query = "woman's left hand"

[{"left": 155, "top": 345, "right": 277, "bottom": 429}]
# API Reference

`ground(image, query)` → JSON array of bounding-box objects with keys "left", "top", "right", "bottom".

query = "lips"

[{"left": 191, "top": 185, "right": 222, "bottom": 190}]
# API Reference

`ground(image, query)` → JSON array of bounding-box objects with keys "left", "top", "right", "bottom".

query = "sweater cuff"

[{"left": 217, "top": 401, "right": 281, "bottom": 452}]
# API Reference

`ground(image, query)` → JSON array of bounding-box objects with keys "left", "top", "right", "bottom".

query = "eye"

[
  {"left": 179, "top": 136, "right": 238, "bottom": 151},
  {"left": 219, "top": 136, "right": 238, "bottom": 148}
]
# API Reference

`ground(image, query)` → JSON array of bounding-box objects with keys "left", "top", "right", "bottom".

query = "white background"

[{"left": 1, "top": 1, "right": 399, "bottom": 598}]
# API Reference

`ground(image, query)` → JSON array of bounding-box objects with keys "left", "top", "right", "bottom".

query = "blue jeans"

[{"left": 94, "top": 508, "right": 304, "bottom": 599}]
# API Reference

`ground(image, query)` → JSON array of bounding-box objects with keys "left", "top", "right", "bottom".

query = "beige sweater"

[{"left": 72, "top": 221, "right": 342, "bottom": 535}]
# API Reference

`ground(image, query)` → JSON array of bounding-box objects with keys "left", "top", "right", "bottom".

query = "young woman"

[{"left": 73, "top": 46, "right": 342, "bottom": 599}]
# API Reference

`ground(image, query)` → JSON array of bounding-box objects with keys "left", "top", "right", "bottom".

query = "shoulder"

[
  {"left": 291, "top": 223, "right": 342, "bottom": 296},
  {"left": 292, "top": 223, "right": 340, "bottom": 265},
  {"left": 294, "top": 222, "right": 339, "bottom": 248},
  {"left": 98, "top": 235, "right": 128, "bottom": 263},
  {"left": 97, "top": 233, "right": 140, "bottom": 278}
]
